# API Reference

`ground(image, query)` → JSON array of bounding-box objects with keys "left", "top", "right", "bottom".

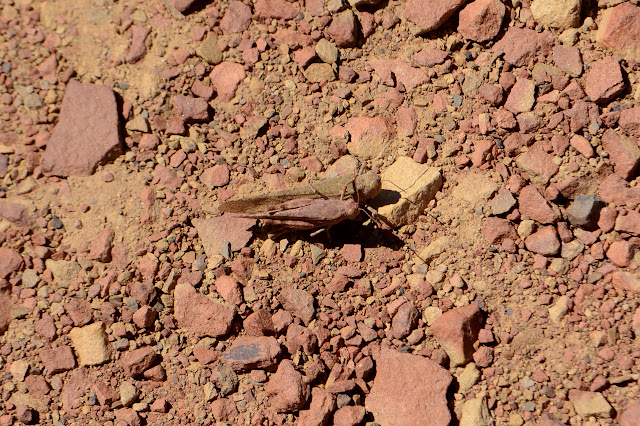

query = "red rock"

[
  {"left": 278, "top": 287, "right": 315, "bottom": 325},
  {"left": 404, "top": 0, "right": 466, "bottom": 34},
  {"left": 191, "top": 79, "right": 214, "bottom": 100},
  {"left": 15, "top": 406, "right": 37, "bottom": 425},
  {"left": 172, "top": 0, "right": 197, "bottom": 12},
  {"left": 515, "top": 142, "right": 559, "bottom": 185},
  {"left": 61, "top": 369, "right": 91, "bottom": 410},
  {"left": 150, "top": 398, "right": 170, "bottom": 413},
  {"left": 479, "top": 85, "right": 504, "bottom": 106},
  {"left": 173, "top": 283, "right": 236, "bottom": 337},
  {"left": 0, "top": 247, "right": 23, "bottom": 279},
  {"left": 599, "top": 174, "right": 640, "bottom": 205},
  {"left": 396, "top": 107, "right": 417, "bottom": 137},
  {"left": 211, "top": 398, "right": 238, "bottom": 422},
  {"left": 615, "top": 210, "right": 640, "bottom": 236},
  {"left": 333, "top": 405, "right": 366, "bottom": 426},
  {"left": 518, "top": 185, "right": 559, "bottom": 224},
  {"left": 602, "top": 129, "right": 640, "bottom": 180},
  {"left": 430, "top": 304, "right": 482, "bottom": 367},
  {"left": 611, "top": 271, "right": 640, "bottom": 292},
  {"left": 200, "top": 164, "right": 230, "bottom": 188},
  {"left": 285, "top": 324, "right": 317, "bottom": 355},
  {"left": 457, "top": 0, "right": 505, "bottom": 42},
  {"left": 66, "top": 298, "right": 93, "bottom": 326},
  {"left": 172, "top": 95, "right": 209, "bottom": 122},
  {"left": 35, "top": 313, "right": 56, "bottom": 341},
  {"left": 0, "top": 201, "right": 32, "bottom": 225},
  {"left": 255, "top": 0, "right": 298, "bottom": 20},
  {"left": 24, "top": 375, "right": 50, "bottom": 398},
  {"left": 342, "top": 244, "right": 363, "bottom": 262},
  {"left": 472, "top": 346, "right": 494, "bottom": 367},
  {"left": 569, "top": 135, "right": 594, "bottom": 158},
  {"left": 0, "top": 292, "right": 10, "bottom": 335},
  {"left": 92, "top": 381, "right": 118, "bottom": 406},
  {"left": 584, "top": 58, "right": 625, "bottom": 103},
  {"left": 481, "top": 217, "right": 517, "bottom": 245},
  {"left": 88, "top": 227, "right": 115, "bottom": 262},
  {"left": 297, "top": 387, "right": 336, "bottom": 426},
  {"left": 524, "top": 226, "right": 561, "bottom": 256},
  {"left": 40, "top": 346, "right": 76, "bottom": 374},
  {"left": 493, "top": 27, "right": 552, "bottom": 67},
  {"left": 369, "top": 60, "right": 428, "bottom": 91},
  {"left": 114, "top": 408, "right": 141, "bottom": 426},
  {"left": 293, "top": 46, "right": 317, "bottom": 68},
  {"left": 215, "top": 275, "right": 243, "bottom": 305},
  {"left": 126, "top": 25, "right": 150, "bottom": 63},
  {"left": 266, "top": 360, "right": 310, "bottom": 412},
  {"left": 192, "top": 216, "right": 255, "bottom": 257},
  {"left": 607, "top": 240, "right": 633, "bottom": 267},
  {"left": 366, "top": 347, "right": 452, "bottom": 425},
  {"left": 620, "top": 399, "right": 640, "bottom": 426},
  {"left": 120, "top": 346, "right": 157, "bottom": 377},
  {"left": 243, "top": 309, "right": 276, "bottom": 336},
  {"left": 138, "top": 134, "right": 159, "bottom": 151},
  {"left": 552, "top": 45, "right": 583, "bottom": 77},
  {"left": 221, "top": 336, "right": 281, "bottom": 371},
  {"left": 620, "top": 107, "right": 640, "bottom": 137},
  {"left": 345, "top": 116, "right": 394, "bottom": 159},
  {"left": 597, "top": 3, "right": 640, "bottom": 62},
  {"left": 220, "top": 1, "right": 252, "bottom": 34},
  {"left": 504, "top": 79, "right": 535, "bottom": 114},
  {"left": 41, "top": 80, "right": 122, "bottom": 177},
  {"left": 390, "top": 302, "right": 419, "bottom": 339},
  {"left": 132, "top": 305, "right": 157, "bottom": 329},
  {"left": 326, "top": 10, "right": 358, "bottom": 48},
  {"left": 210, "top": 62, "right": 246, "bottom": 102},
  {"left": 414, "top": 48, "right": 448, "bottom": 67}
]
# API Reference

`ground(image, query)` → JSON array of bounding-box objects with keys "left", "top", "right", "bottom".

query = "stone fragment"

[
  {"left": 390, "top": 303, "right": 419, "bottom": 339},
  {"left": 220, "top": 1, "right": 252, "bottom": 34},
  {"left": 215, "top": 275, "right": 243, "bottom": 305},
  {"left": 196, "top": 33, "right": 223, "bottom": 65},
  {"left": 41, "top": 81, "right": 122, "bottom": 177},
  {"left": 211, "top": 398, "right": 238, "bottom": 422},
  {"left": 120, "top": 347, "right": 157, "bottom": 377},
  {"left": 482, "top": 217, "right": 517, "bottom": 245},
  {"left": 297, "top": 387, "right": 336, "bottom": 426},
  {"left": 607, "top": 240, "right": 634, "bottom": 267},
  {"left": 0, "top": 247, "right": 22, "bottom": 278},
  {"left": 493, "top": 27, "right": 552, "bottom": 67},
  {"left": 430, "top": 304, "right": 482, "bottom": 367},
  {"left": 490, "top": 190, "right": 516, "bottom": 215},
  {"left": 303, "top": 63, "right": 335, "bottom": 83},
  {"left": 0, "top": 292, "right": 11, "bottom": 335},
  {"left": 193, "top": 216, "right": 255, "bottom": 257},
  {"left": 548, "top": 295, "right": 571, "bottom": 323},
  {"left": 366, "top": 348, "right": 452, "bottom": 425},
  {"left": 460, "top": 394, "right": 492, "bottom": 426},
  {"left": 173, "top": 283, "right": 235, "bottom": 337},
  {"left": 524, "top": 226, "right": 560, "bottom": 256},
  {"left": 66, "top": 298, "right": 93, "bottom": 326},
  {"left": 370, "top": 156, "right": 442, "bottom": 228},
  {"left": 597, "top": 3, "right": 640, "bottom": 62},
  {"left": 598, "top": 174, "right": 640, "bottom": 205},
  {"left": 515, "top": 143, "right": 559, "bottom": 185},
  {"left": 584, "top": 58, "right": 625, "bottom": 104},
  {"left": 504, "top": 79, "right": 535, "bottom": 114},
  {"left": 266, "top": 360, "right": 310, "bottom": 412},
  {"left": 414, "top": 48, "right": 448, "bottom": 67},
  {"left": 601, "top": 129, "right": 640, "bottom": 180},
  {"left": 333, "top": 405, "right": 366, "bottom": 426},
  {"left": 315, "top": 39, "right": 338, "bottom": 64},
  {"left": 368, "top": 60, "right": 428, "bottom": 91},
  {"left": 620, "top": 400, "right": 640, "bottom": 426},
  {"left": 88, "top": 227, "right": 115, "bottom": 262},
  {"left": 530, "top": 0, "right": 581, "bottom": 28},
  {"left": 458, "top": 0, "right": 505, "bottom": 42},
  {"left": 0, "top": 201, "right": 32, "bottom": 225},
  {"left": 210, "top": 62, "right": 245, "bottom": 102},
  {"left": 40, "top": 346, "right": 76, "bottom": 374},
  {"left": 620, "top": 107, "right": 640, "bottom": 137},
  {"left": 243, "top": 309, "right": 276, "bottom": 336},
  {"left": 255, "top": 0, "right": 298, "bottom": 20},
  {"left": 568, "top": 390, "right": 614, "bottom": 418},
  {"left": 221, "top": 336, "right": 281, "bottom": 372},
  {"left": 566, "top": 195, "right": 605, "bottom": 229},
  {"left": 69, "top": 322, "right": 110, "bottom": 366},
  {"left": 518, "top": 186, "right": 559, "bottom": 224},
  {"left": 326, "top": 10, "right": 357, "bottom": 48},
  {"left": 552, "top": 45, "right": 583, "bottom": 77},
  {"left": 278, "top": 288, "right": 315, "bottom": 324},
  {"left": 200, "top": 164, "right": 230, "bottom": 188},
  {"left": 172, "top": 95, "right": 209, "bottom": 122},
  {"left": 452, "top": 172, "right": 498, "bottom": 205},
  {"left": 569, "top": 135, "right": 594, "bottom": 158},
  {"left": 126, "top": 25, "right": 150, "bottom": 63},
  {"left": 345, "top": 116, "right": 394, "bottom": 159},
  {"left": 615, "top": 210, "right": 640, "bottom": 236},
  {"left": 132, "top": 305, "right": 157, "bottom": 329},
  {"left": 404, "top": 0, "right": 467, "bottom": 34}
]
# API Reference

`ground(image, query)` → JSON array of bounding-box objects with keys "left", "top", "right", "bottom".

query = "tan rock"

[
  {"left": 69, "top": 322, "right": 110, "bottom": 366},
  {"left": 530, "top": 0, "right": 581, "bottom": 28}
]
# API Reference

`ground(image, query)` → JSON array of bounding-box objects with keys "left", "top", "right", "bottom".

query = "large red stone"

[{"left": 597, "top": 3, "right": 640, "bottom": 62}]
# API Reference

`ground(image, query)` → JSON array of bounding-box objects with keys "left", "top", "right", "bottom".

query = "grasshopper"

[{"left": 218, "top": 170, "right": 382, "bottom": 233}]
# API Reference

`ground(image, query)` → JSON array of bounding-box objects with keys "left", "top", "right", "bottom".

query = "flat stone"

[
  {"left": 210, "top": 62, "right": 245, "bottom": 102},
  {"left": 584, "top": 58, "right": 625, "bottom": 104},
  {"left": 615, "top": 210, "right": 640, "bottom": 236},
  {"left": 345, "top": 116, "right": 394, "bottom": 159},
  {"left": 490, "top": 190, "right": 516, "bottom": 215},
  {"left": 303, "top": 63, "right": 335, "bottom": 83},
  {"left": 524, "top": 226, "right": 560, "bottom": 256},
  {"left": 493, "top": 27, "right": 552, "bottom": 67},
  {"left": 193, "top": 216, "right": 255, "bottom": 257},
  {"left": 430, "top": 304, "right": 482, "bottom": 367},
  {"left": 254, "top": 0, "right": 298, "bottom": 20},
  {"left": 365, "top": 347, "right": 452, "bottom": 425},
  {"left": 326, "top": 10, "right": 357, "bottom": 47},
  {"left": 119, "top": 347, "right": 158, "bottom": 377},
  {"left": 518, "top": 185, "right": 559, "bottom": 224},
  {"left": 597, "top": 3, "right": 640, "bottom": 62},
  {"left": 504, "top": 79, "right": 535, "bottom": 114},
  {"left": 368, "top": 60, "right": 428, "bottom": 91},
  {"left": 40, "top": 345, "right": 76, "bottom": 374},
  {"left": 278, "top": 288, "right": 315, "bottom": 325},
  {"left": 620, "top": 107, "right": 640, "bottom": 137},
  {"left": 620, "top": 400, "right": 640, "bottom": 426},
  {"left": 370, "top": 157, "right": 442, "bottom": 228},
  {"left": 458, "top": 0, "right": 505, "bottom": 42},
  {"left": 552, "top": 45, "right": 583, "bottom": 77},
  {"left": 41, "top": 80, "right": 122, "bottom": 177},
  {"left": 221, "top": 336, "right": 281, "bottom": 372},
  {"left": 173, "top": 283, "right": 236, "bottom": 337},
  {"left": 601, "top": 129, "right": 640, "bottom": 180},
  {"left": 482, "top": 217, "right": 517, "bottom": 245},
  {"left": 404, "top": 0, "right": 467, "bottom": 34},
  {"left": 460, "top": 394, "right": 492, "bottom": 426},
  {"left": 220, "top": 1, "right": 252, "bottom": 34},
  {"left": 530, "top": 0, "right": 581, "bottom": 28},
  {"left": 0, "top": 247, "right": 23, "bottom": 279},
  {"left": 452, "top": 172, "right": 498, "bottom": 205},
  {"left": 515, "top": 142, "right": 559, "bottom": 185},
  {"left": 568, "top": 390, "right": 614, "bottom": 418},
  {"left": 69, "top": 322, "right": 110, "bottom": 366},
  {"left": 297, "top": 388, "right": 336, "bottom": 426}
]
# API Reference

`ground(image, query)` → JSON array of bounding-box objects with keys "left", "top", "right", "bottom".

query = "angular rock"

[
  {"left": 457, "top": 0, "right": 505, "bottom": 42},
  {"left": 173, "top": 283, "right": 235, "bottom": 337},
  {"left": 120, "top": 347, "right": 158, "bottom": 377},
  {"left": 297, "top": 387, "right": 336, "bottom": 426},
  {"left": 220, "top": 1, "right": 252, "bottom": 34},
  {"left": 607, "top": 240, "right": 634, "bottom": 267},
  {"left": 0, "top": 201, "right": 32, "bottom": 225},
  {"left": 552, "top": 45, "right": 583, "bottom": 77},
  {"left": 414, "top": 49, "right": 448, "bottom": 67},
  {"left": 366, "top": 347, "right": 452, "bottom": 425},
  {"left": 620, "top": 107, "right": 640, "bottom": 137},
  {"left": 620, "top": 400, "right": 640, "bottom": 426},
  {"left": 584, "top": 58, "right": 625, "bottom": 104},
  {"left": 126, "top": 25, "right": 150, "bottom": 63},
  {"left": 504, "top": 79, "right": 535, "bottom": 114},
  {"left": 215, "top": 275, "right": 243, "bottom": 305},
  {"left": 566, "top": 195, "right": 605, "bottom": 230},
  {"left": 368, "top": 60, "right": 428, "bottom": 91},
  {"left": 568, "top": 390, "right": 614, "bottom": 418},
  {"left": 530, "top": 0, "right": 581, "bottom": 28},
  {"left": 278, "top": 288, "right": 315, "bottom": 324},
  {"left": 430, "top": 304, "right": 482, "bottom": 367},
  {"left": 524, "top": 226, "right": 560, "bottom": 256},
  {"left": 615, "top": 210, "right": 640, "bottom": 236},
  {"left": 597, "top": 3, "right": 640, "bottom": 62},
  {"left": 515, "top": 143, "right": 559, "bottom": 185},
  {"left": 601, "top": 129, "right": 640, "bottom": 180},
  {"left": 518, "top": 185, "right": 559, "bottom": 224},
  {"left": 41, "top": 80, "right": 122, "bottom": 177},
  {"left": 193, "top": 216, "right": 255, "bottom": 257},
  {"left": 255, "top": 0, "right": 298, "bottom": 20},
  {"left": 266, "top": 360, "right": 310, "bottom": 413},
  {"left": 172, "top": 95, "right": 210, "bottom": 122},
  {"left": 482, "top": 217, "right": 517, "bottom": 245},
  {"left": 303, "top": 63, "right": 335, "bottom": 83},
  {"left": 345, "top": 116, "right": 394, "bottom": 159},
  {"left": 88, "top": 227, "right": 115, "bottom": 262},
  {"left": 200, "top": 164, "right": 230, "bottom": 188},
  {"left": 390, "top": 303, "right": 419, "bottom": 339},
  {"left": 326, "top": 10, "right": 357, "bottom": 48},
  {"left": 370, "top": 156, "right": 442, "bottom": 228},
  {"left": 243, "top": 309, "right": 276, "bottom": 336},
  {"left": 493, "top": 27, "right": 552, "bottom": 67},
  {"left": 210, "top": 62, "right": 245, "bottom": 102},
  {"left": 40, "top": 345, "right": 76, "bottom": 374},
  {"left": 221, "top": 336, "right": 281, "bottom": 372},
  {"left": 598, "top": 174, "right": 640, "bottom": 206},
  {"left": 333, "top": 405, "right": 366, "bottom": 426},
  {"left": 611, "top": 271, "right": 640, "bottom": 293},
  {"left": 460, "top": 394, "right": 492, "bottom": 426},
  {"left": 404, "top": 0, "right": 467, "bottom": 34},
  {"left": 0, "top": 247, "right": 23, "bottom": 279},
  {"left": 69, "top": 322, "right": 110, "bottom": 366},
  {"left": 210, "top": 398, "right": 238, "bottom": 422},
  {"left": 490, "top": 190, "right": 516, "bottom": 215}
]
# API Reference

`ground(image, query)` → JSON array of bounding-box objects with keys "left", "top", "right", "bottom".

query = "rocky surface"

[{"left": 1, "top": 0, "right": 640, "bottom": 424}]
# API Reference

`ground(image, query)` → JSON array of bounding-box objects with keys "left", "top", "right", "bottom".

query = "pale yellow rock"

[
  {"left": 120, "top": 381, "right": 138, "bottom": 407},
  {"left": 69, "top": 322, "right": 110, "bottom": 366},
  {"left": 10, "top": 360, "right": 29, "bottom": 382},
  {"left": 417, "top": 237, "right": 450, "bottom": 263},
  {"left": 45, "top": 260, "right": 81, "bottom": 288},
  {"left": 460, "top": 394, "right": 493, "bottom": 426},
  {"left": 371, "top": 156, "right": 442, "bottom": 228},
  {"left": 548, "top": 295, "right": 571, "bottom": 324},
  {"left": 569, "top": 390, "right": 614, "bottom": 418},
  {"left": 451, "top": 172, "right": 498, "bottom": 205},
  {"left": 458, "top": 363, "right": 481, "bottom": 393},
  {"left": 303, "top": 63, "right": 335, "bottom": 83},
  {"left": 531, "top": 0, "right": 581, "bottom": 28}
]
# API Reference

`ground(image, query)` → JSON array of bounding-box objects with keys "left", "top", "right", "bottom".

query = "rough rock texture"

[
  {"left": 221, "top": 336, "right": 282, "bottom": 372},
  {"left": 404, "top": 0, "right": 467, "bottom": 34},
  {"left": 173, "top": 283, "right": 236, "bottom": 337},
  {"left": 601, "top": 129, "right": 640, "bottom": 180},
  {"left": 597, "top": 3, "right": 640, "bottom": 61},
  {"left": 584, "top": 58, "right": 625, "bottom": 104},
  {"left": 457, "top": 0, "right": 505, "bottom": 42},
  {"left": 365, "top": 347, "right": 453, "bottom": 425},
  {"left": 265, "top": 360, "right": 310, "bottom": 413},
  {"left": 430, "top": 304, "right": 483, "bottom": 366},
  {"left": 530, "top": 0, "right": 581, "bottom": 28},
  {"left": 41, "top": 80, "right": 122, "bottom": 177}
]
